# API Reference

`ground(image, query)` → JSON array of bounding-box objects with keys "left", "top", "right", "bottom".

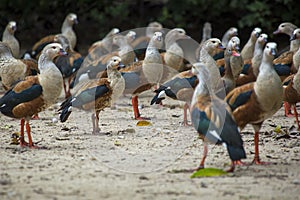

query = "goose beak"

[
  {"left": 118, "top": 62, "right": 126, "bottom": 69},
  {"left": 232, "top": 50, "right": 240, "bottom": 57},
  {"left": 157, "top": 36, "right": 162, "bottom": 41},
  {"left": 11, "top": 25, "right": 17, "bottom": 32},
  {"left": 73, "top": 18, "right": 79, "bottom": 24},
  {"left": 218, "top": 43, "right": 225, "bottom": 50},
  {"left": 234, "top": 45, "right": 240, "bottom": 52},
  {"left": 290, "top": 34, "right": 297, "bottom": 41},
  {"left": 273, "top": 29, "right": 280, "bottom": 35},
  {"left": 59, "top": 49, "right": 67, "bottom": 56},
  {"left": 271, "top": 48, "right": 277, "bottom": 56}
]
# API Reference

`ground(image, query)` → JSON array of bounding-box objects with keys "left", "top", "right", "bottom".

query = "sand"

[{"left": 0, "top": 91, "right": 300, "bottom": 200}]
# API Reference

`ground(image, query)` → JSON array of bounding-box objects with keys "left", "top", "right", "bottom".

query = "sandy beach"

[{"left": 0, "top": 90, "right": 300, "bottom": 200}]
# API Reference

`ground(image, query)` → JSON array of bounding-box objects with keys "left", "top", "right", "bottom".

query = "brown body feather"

[
  {"left": 11, "top": 76, "right": 44, "bottom": 118},
  {"left": 283, "top": 75, "right": 300, "bottom": 104},
  {"left": 226, "top": 83, "right": 263, "bottom": 129}
]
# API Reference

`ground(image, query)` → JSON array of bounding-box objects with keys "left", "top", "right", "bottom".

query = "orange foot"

[
  {"left": 31, "top": 114, "right": 40, "bottom": 120},
  {"left": 19, "top": 141, "right": 41, "bottom": 149},
  {"left": 234, "top": 160, "right": 248, "bottom": 166},
  {"left": 252, "top": 158, "right": 271, "bottom": 165},
  {"left": 136, "top": 116, "right": 151, "bottom": 120},
  {"left": 285, "top": 113, "right": 294, "bottom": 117}
]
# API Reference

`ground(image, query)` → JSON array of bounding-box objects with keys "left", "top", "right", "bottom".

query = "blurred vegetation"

[{"left": 0, "top": 0, "right": 299, "bottom": 54}]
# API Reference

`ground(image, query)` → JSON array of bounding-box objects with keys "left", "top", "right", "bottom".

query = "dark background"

[{"left": 1, "top": 0, "right": 299, "bottom": 56}]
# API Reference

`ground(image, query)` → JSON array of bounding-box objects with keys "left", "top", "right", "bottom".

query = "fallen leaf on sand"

[
  {"left": 190, "top": 168, "right": 228, "bottom": 178},
  {"left": 10, "top": 132, "right": 20, "bottom": 145},
  {"left": 136, "top": 121, "right": 152, "bottom": 126},
  {"left": 114, "top": 140, "right": 121, "bottom": 146}
]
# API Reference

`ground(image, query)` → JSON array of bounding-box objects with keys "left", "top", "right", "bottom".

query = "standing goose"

[
  {"left": 151, "top": 48, "right": 240, "bottom": 126},
  {"left": 87, "top": 28, "right": 120, "bottom": 55},
  {"left": 283, "top": 28, "right": 300, "bottom": 117},
  {"left": 99, "top": 34, "right": 136, "bottom": 66},
  {"left": 226, "top": 42, "right": 283, "bottom": 164},
  {"left": 198, "top": 38, "right": 225, "bottom": 97},
  {"left": 2, "top": 21, "right": 20, "bottom": 58},
  {"left": 59, "top": 56, "right": 125, "bottom": 134},
  {"left": 282, "top": 68, "right": 300, "bottom": 129},
  {"left": 221, "top": 48, "right": 241, "bottom": 94},
  {"left": 75, "top": 28, "right": 121, "bottom": 86},
  {"left": 118, "top": 31, "right": 164, "bottom": 120},
  {"left": 191, "top": 63, "right": 246, "bottom": 172},
  {"left": 241, "top": 27, "right": 262, "bottom": 61},
  {"left": 29, "top": 13, "right": 78, "bottom": 60},
  {"left": 209, "top": 27, "right": 238, "bottom": 61},
  {"left": 53, "top": 34, "right": 84, "bottom": 98},
  {"left": 216, "top": 36, "right": 243, "bottom": 79},
  {"left": 273, "top": 22, "right": 297, "bottom": 55},
  {"left": 131, "top": 21, "right": 163, "bottom": 60},
  {"left": 150, "top": 66, "right": 199, "bottom": 126},
  {"left": 236, "top": 33, "right": 268, "bottom": 86},
  {"left": 195, "top": 22, "right": 212, "bottom": 61},
  {"left": 162, "top": 28, "right": 190, "bottom": 72},
  {"left": 0, "top": 43, "right": 66, "bottom": 148}
]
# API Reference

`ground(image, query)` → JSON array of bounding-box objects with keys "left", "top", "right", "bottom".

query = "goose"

[
  {"left": 59, "top": 56, "right": 125, "bottom": 134},
  {"left": 226, "top": 42, "right": 283, "bottom": 164},
  {"left": 191, "top": 63, "right": 246, "bottom": 172},
  {"left": 0, "top": 43, "right": 66, "bottom": 148},
  {"left": 2, "top": 21, "right": 20, "bottom": 58},
  {"left": 29, "top": 13, "right": 78, "bottom": 60},
  {"left": 240, "top": 27, "right": 262, "bottom": 60}
]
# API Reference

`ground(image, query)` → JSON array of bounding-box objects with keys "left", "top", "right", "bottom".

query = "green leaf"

[{"left": 190, "top": 168, "right": 228, "bottom": 178}]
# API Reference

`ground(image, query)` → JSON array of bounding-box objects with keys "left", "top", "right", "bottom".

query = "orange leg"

[
  {"left": 233, "top": 160, "right": 247, "bottom": 166},
  {"left": 293, "top": 105, "right": 300, "bottom": 129},
  {"left": 226, "top": 161, "right": 235, "bottom": 173},
  {"left": 65, "top": 78, "right": 72, "bottom": 98},
  {"left": 197, "top": 143, "right": 208, "bottom": 170},
  {"left": 91, "top": 113, "right": 100, "bottom": 134},
  {"left": 132, "top": 95, "right": 149, "bottom": 120},
  {"left": 183, "top": 103, "right": 191, "bottom": 126},
  {"left": 284, "top": 102, "right": 293, "bottom": 117},
  {"left": 26, "top": 121, "right": 33, "bottom": 147},
  {"left": 19, "top": 119, "right": 28, "bottom": 147},
  {"left": 252, "top": 131, "right": 269, "bottom": 165},
  {"left": 25, "top": 120, "right": 39, "bottom": 148}
]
